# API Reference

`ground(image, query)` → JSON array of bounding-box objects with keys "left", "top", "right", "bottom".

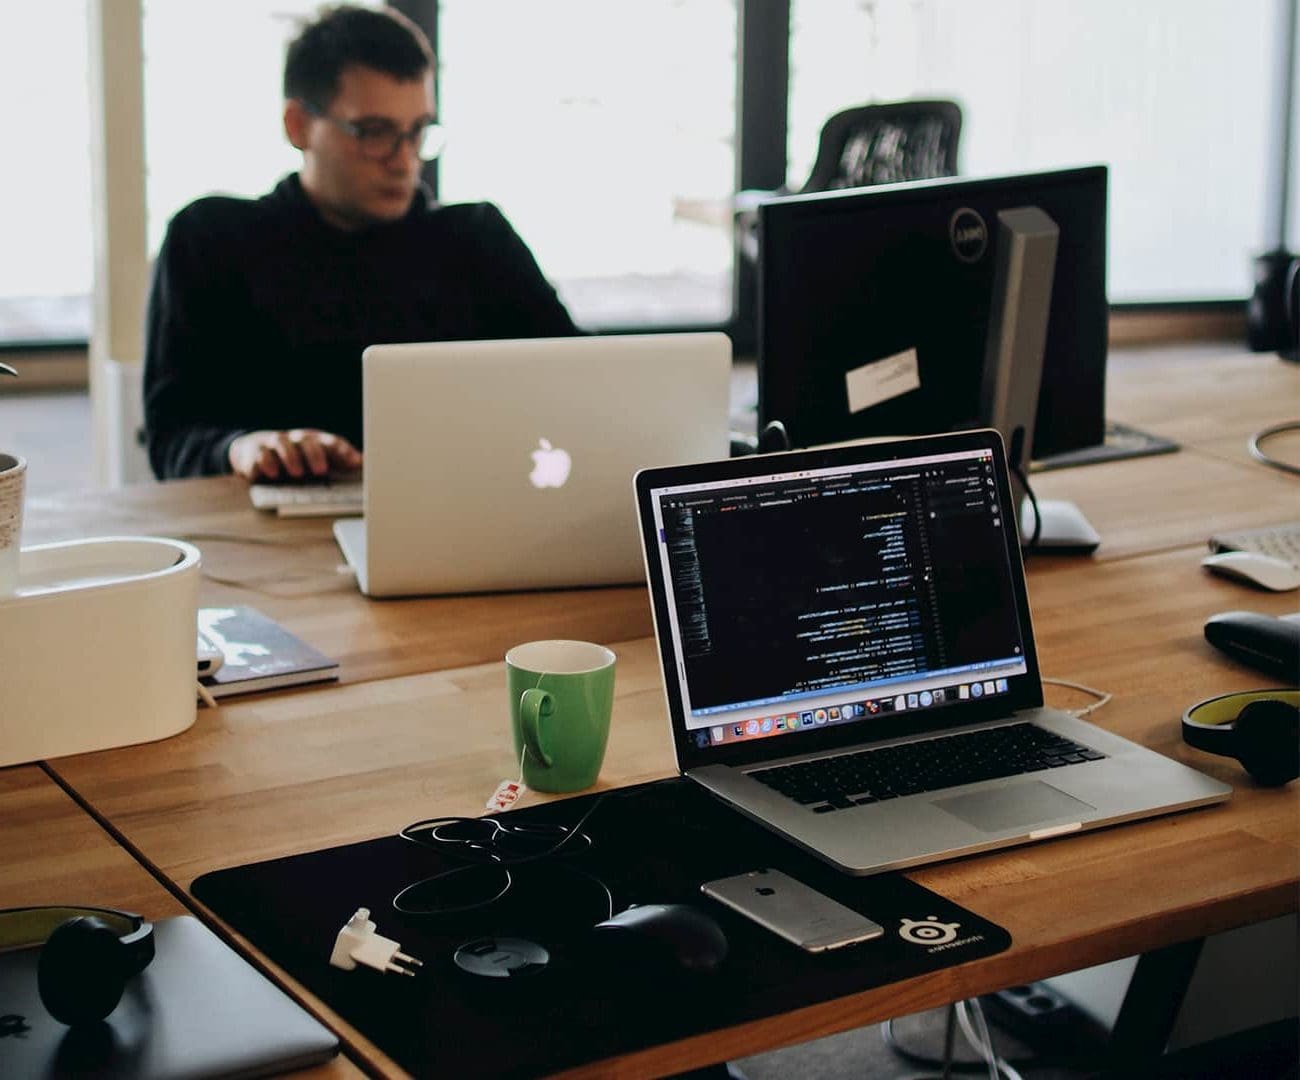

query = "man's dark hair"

[{"left": 284, "top": 5, "right": 435, "bottom": 107}]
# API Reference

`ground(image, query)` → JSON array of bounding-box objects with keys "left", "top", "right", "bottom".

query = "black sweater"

[{"left": 143, "top": 174, "right": 578, "bottom": 479}]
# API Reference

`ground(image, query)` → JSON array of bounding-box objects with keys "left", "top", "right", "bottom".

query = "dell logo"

[{"left": 950, "top": 208, "right": 988, "bottom": 263}]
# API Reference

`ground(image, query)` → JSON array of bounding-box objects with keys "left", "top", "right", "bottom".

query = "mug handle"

[{"left": 519, "top": 688, "right": 555, "bottom": 767}]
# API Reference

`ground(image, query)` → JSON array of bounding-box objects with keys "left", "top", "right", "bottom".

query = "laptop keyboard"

[
  {"left": 750, "top": 722, "right": 1106, "bottom": 813},
  {"left": 249, "top": 479, "right": 363, "bottom": 518}
]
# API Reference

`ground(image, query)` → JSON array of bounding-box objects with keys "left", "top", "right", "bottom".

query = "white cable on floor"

[{"left": 957, "top": 999, "right": 1023, "bottom": 1080}]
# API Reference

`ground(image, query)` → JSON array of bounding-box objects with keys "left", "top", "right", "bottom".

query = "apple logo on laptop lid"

[{"left": 529, "top": 439, "right": 571, "bottom": 489}]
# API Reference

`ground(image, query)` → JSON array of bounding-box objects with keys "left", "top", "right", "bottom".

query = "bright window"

[
  {"left": 142, "top": 0, "right": 382, "bottom": 256},
  {"left": 0, "top": 1, "right": 1292, "bottom": 346},
  {"left": 789, "top": 0, "right": 1283, "bottom": 303},
  {"left": 0, "top": 4, "right": 92, "bottom": 339},
  {"left": 436, "top": 0, "right": 737, "bottom": 327}
]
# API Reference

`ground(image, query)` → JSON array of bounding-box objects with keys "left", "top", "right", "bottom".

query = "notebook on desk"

[
  {"left": 634, "top": 428, "right": 1231, "bottom": 877},
  {"left": 334, "top": 332, "right": 731, "bottom": 597}
]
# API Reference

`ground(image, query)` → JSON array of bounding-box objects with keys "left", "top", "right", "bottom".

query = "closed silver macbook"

[
  {"left": 634, "top": 429, "right": 1231, "bottom": 876},
  {"left": 335, "top": 332, "right": 731, "bottom": 597}
]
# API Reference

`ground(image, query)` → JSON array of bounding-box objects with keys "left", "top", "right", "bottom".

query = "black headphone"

[
  {"left": 1247, "top": 250, "right": 1300, "bottom": 361},
  {"left": 1182, "top": 690, "right": 1300, "bottom": 786},
  {"left": 0, "top": 907, "right": 154, "bottom": 1026}
]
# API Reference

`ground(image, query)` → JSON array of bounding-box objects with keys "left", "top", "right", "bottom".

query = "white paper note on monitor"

[{"left": 845, "top": 348, "right": 921, "bottom": 413}]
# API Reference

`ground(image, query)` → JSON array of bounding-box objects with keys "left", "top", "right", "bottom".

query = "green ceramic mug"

[{"left": 505, "top": 640, "right": 616, "bottom": 793}]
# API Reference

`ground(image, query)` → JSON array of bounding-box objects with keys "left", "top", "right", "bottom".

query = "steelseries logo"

[{"left": 950, "top": 208, "right": 988, "bottom": 263}]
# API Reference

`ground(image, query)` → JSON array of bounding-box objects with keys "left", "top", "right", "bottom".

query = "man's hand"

[{"left": 228, "top": 429, "right": 363, "bottom": 482}]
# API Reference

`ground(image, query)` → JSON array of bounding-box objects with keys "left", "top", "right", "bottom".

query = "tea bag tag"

[
  {"left": 486, "top": 745, "right": 530, "bottom": 813},
  {"left": 486, "top": 779, "right": 526, "bottom": 813}
]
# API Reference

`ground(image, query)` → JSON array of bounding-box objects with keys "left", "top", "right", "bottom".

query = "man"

[{"left": 144, "top": 4, "right": 578, "bottom": 481}]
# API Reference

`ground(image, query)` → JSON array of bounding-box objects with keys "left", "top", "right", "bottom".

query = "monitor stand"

[
  {"left": 979, "top": 206, "right": 1099, "bottom": 554},
  {"left": 1032, "top": 420, "right": 1180, "bottom": 472}
]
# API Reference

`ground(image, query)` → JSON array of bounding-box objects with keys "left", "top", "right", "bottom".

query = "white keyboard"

[
  {"left": 1209, "top": 523, "right": 1300, "bottom": 569},
  {"left": 249, "top": 478, "right": 364, "bottom": 518}
]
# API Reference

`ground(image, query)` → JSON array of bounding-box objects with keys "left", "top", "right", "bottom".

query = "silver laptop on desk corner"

[
  {"left": 634, "top": 428, "right": 1231, "bottom": 877},
  {"left": 335, "top": 332, "right": 731, "bottom": 597}
]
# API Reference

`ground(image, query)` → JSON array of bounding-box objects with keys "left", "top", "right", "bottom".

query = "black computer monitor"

[{"left": 757, "top": 165, "right": 1108, "bottom": 458}]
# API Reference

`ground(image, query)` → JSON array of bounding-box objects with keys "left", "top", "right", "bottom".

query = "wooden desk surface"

[
  {"left": 1028, "top": 344, "right": 1298, "bottom": 560},
  {"left": 0, "top": 766, "right": 187, "bottom": 915},
  {"left": 40, "top": 546, "right": 1300, "bottom": 1077},
  {"left": 13, "top": 344, "right": 1300, "bottom": 1077},
  {"left": 22, "top": 479, "right": 653, "bottom": 687},
  {"left": 22, "top": 346, "right": 1298, "bottom": 690},
  {"left": 1096, "top": 344, "right": 1299, "bottom": 469}
]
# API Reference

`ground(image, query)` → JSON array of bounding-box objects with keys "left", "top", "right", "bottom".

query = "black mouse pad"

[{"left": 193, "top": 777, "right": 1010, "bottom": 1078}]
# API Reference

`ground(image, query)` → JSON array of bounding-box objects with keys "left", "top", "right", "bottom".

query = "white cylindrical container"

[{"left": 0, "top": 536, "right": 201, "bottom": 767}]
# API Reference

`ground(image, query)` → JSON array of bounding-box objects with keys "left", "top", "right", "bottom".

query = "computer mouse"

[
  {"left": 592, "top": 903, "right": 728, "bottom": 974},
  {"left": 1201, "top": 551, "right": 1300, "bottom": 592},
  {"left": 1204, "top": 611, "right": 1300, "bottom": 683}
]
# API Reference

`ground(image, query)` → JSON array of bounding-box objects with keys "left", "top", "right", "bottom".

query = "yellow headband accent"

[{"left": 1185, "top": 689, "right": 1300, "bottom": 728}]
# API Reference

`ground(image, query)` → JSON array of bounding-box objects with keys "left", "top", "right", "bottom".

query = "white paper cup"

[{"left": 0, "top": 453, "right": 27, "bottom": 596}]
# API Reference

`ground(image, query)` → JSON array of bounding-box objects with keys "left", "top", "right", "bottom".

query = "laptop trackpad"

[{"left": 934, "top": 781, "right": 1095, "bottom": 833}]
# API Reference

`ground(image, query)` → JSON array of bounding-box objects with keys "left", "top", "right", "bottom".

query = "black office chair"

[
  {"left": 736, "top": 99, "right": 963, "bottom": 260},
  {"left": 804, "top": 98, "right": 962, "bottom": 190}
]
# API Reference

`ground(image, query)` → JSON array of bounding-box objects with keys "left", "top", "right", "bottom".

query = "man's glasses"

[{"left": 301, "top": 101, "right": 446, "bottom": 161}]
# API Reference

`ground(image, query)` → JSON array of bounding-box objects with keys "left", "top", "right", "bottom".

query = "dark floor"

[
  {"left": 731, "top": 1007, "right": 1297, "bottom": 1079},
  {"left": 735, "top": 1004, "right": 1092, "bottom": 1079}
]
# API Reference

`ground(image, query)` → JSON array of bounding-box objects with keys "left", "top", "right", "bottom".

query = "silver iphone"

[{"left": 700, "top": 868, "right": 883, "bottom": 952}]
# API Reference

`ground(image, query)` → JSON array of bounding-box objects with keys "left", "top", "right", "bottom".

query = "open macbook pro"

[
  {"left": 634, "top": 429, "right": 1230, "bottom": 876},
  {"left": 335, "top": 332, "right": 730, "bottom": 597}
]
